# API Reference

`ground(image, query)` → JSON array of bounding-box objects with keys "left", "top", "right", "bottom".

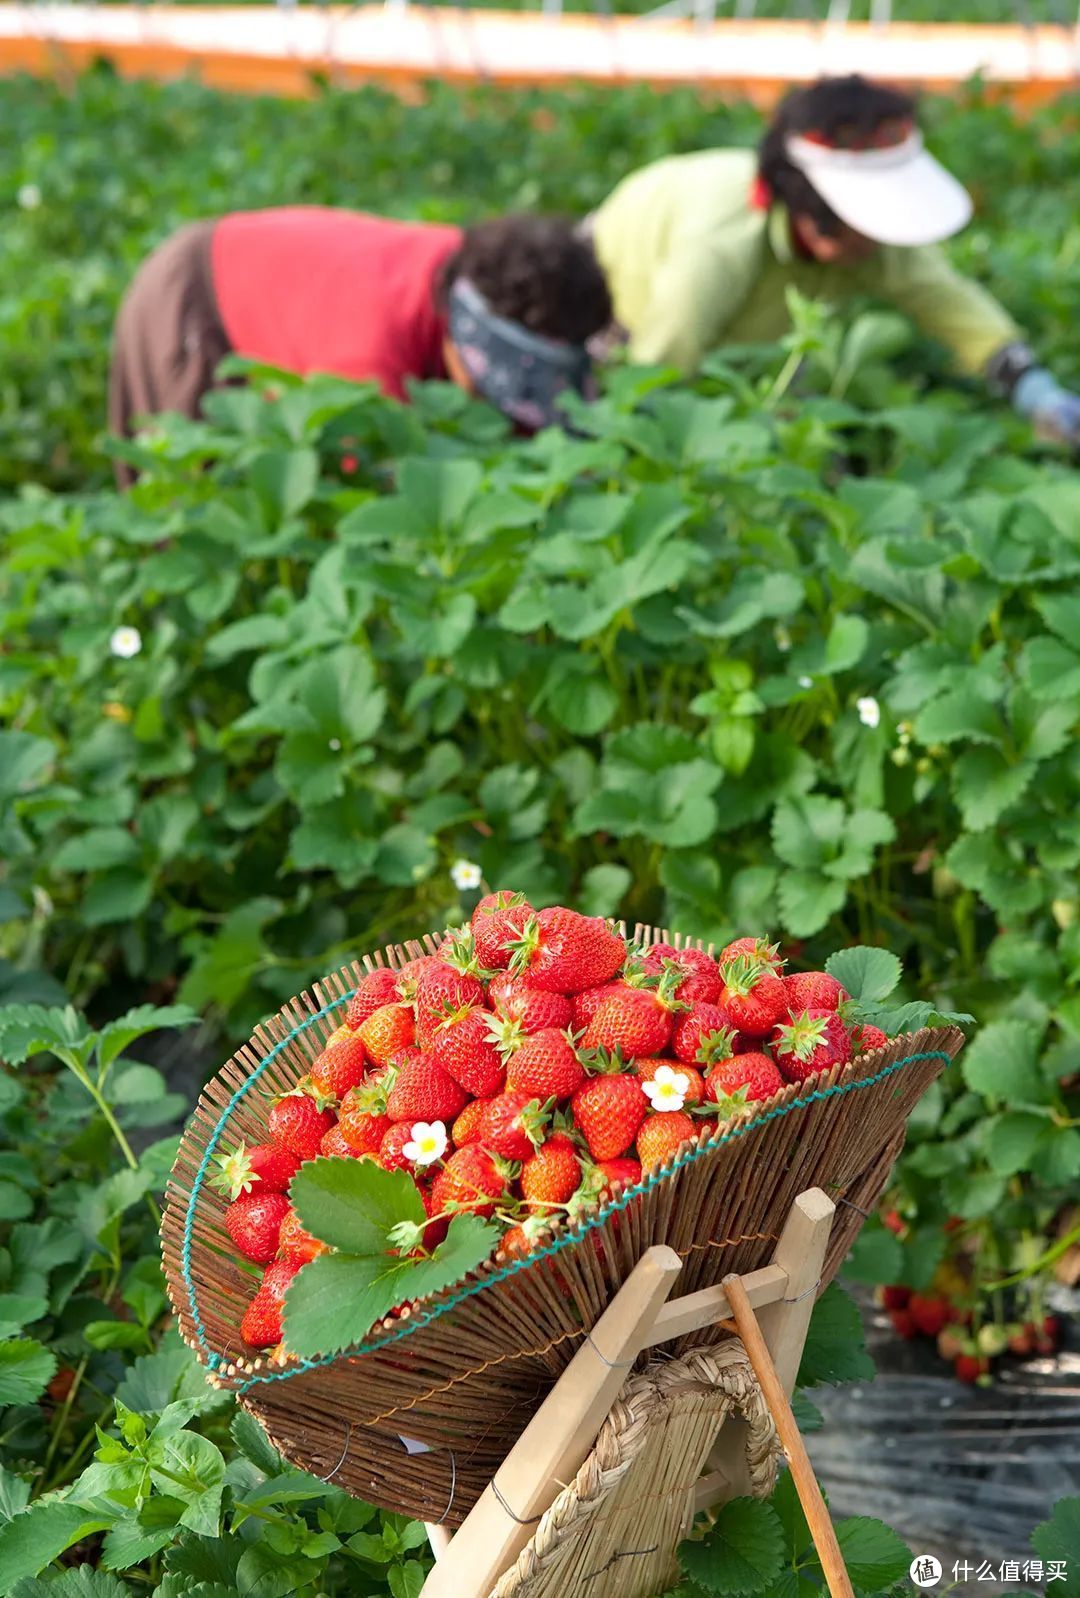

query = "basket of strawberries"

[{"left": 161, "top": 892, "right": 967, "bottom": 1526}]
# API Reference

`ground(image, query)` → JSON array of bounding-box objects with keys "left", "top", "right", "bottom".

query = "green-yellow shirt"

[{"left": 591, "top": 148, "right": 1019, "bottom": 377}]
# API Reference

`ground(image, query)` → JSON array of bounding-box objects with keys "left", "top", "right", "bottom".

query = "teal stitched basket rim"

[{"left": 172, "top": 977, "right": 953, "bottom": 1394}]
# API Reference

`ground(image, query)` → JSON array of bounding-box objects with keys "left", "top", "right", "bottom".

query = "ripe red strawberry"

[
  {"left": 211, "top": 1141, "right": 300, "bottom": 1201},
  {"left": 379, "top": 1122, "right": 419, "bottom": 1172},
  {"left": 582, "top": 974, "right": 681, "bottom": 1060},
  {"left": 593, "top": 1156, "right": 642, "bottom": 1198},
  {"left": 225, "top": 1190, "right": 290, "bottom": 1263},
  {"left": 705, "top": 1052, "right": 783, "bottom": 1104},
  {"left": 717, "top": 956, "right": 789, "bottom": 1038},
  {"left": 852, "top": 1023, "right": 889, "bottom": 1055},
  {"left": 671, "top": 1004, "right": 737, "bottom": 1067},
  {"left": 883, "top": 1208, "right": 906, "bottom": 1237},
  {"left": 414, "top": 962, "right": 485, "bottom": 1048},
  {"left": 718, "top": 936, "right": 782, "bottom": 973},
  {"left": 319, "top": 1125, "right": 364, "bottom": 1159},
  {"left": 637, "top": 1111, "right": 697, "bottom": 1173},
  {"left": 359, "top": 1003, "right": 416, "bottom": 1068},
  {"left": 1036, "top": 1315, "right": 1062, "bottom": 1355},
  {"left": 472, "top": 890, "right": 534, "bottom": 969},
  {"left": 452, "top": 1098, "right": 492, "bottom": 1148},
  {"left": 1008, "top": 1324, "right": 1034, "bottom": 1357},
  {"left": 640, "top": 944, "right": 721, "bottom": 1004},
  {"left": 431, "top": 1146, "right": 509, "bottom": 1218},
  {"left": 783, "top": 971, "right": 848, "bottom": 1014},
  {"left": 771, "top": 1009, "right": 851, "bottom": 1083},
  {"left": 241, "top": 1259, "right": 302, "bottom": 1348},
  {"left": 488, "top": 974, "right": 572, "bottom": 1033},
  {"left": 345, "top": 967, "right": 400, "bottom": 1030},
  {"left": 510, "top": 908, "right": 626, "bottom": 995},
  {"left": 309, "top": 1035, "right": 368, "bottom": 1102},
  {"left": 386, "top": 1054, "right": 467, "bottom": 1123},
  {"left": 633, "top": 1057, "right": 706, "bottom": 1103},
  {"left": 908, "top": 1294, "right": 952, "bottom": 1338},
  {"left": 881, "top": 1285, "right": 911, "bottom": 1311},
  {"left": 267, "top": 1093, "right": 335, "bottom": 1162},
  {"left": 521, "top": 1134, "right": 581, "bottom": 1214},
  {"left": 483, "top": 1090, "right": 549, "bottom": 1160},
  {"left": 571, "top": 982, "right": 624, "bottom": 1028},
  {"left": 431, "top": 1007, "right": 505, "bottom": 1097},
  {"left": 954, "top": 1353, "right": 989, "bottom": 1384},
  {"left": 571, "top": 1074, "right": 647, "bottom": 1161},
  {"left": 391, "top": 954, "right": 447, "bottom": 1002},
  {"left": 338, "top": 1078, "right": 392, "bottom": 1154},
  {"left": 888, "top": 1307, "right": 917, "bottom": 1340},
  {"left": 278, "top": 1207, "right": 328, "bottom": 1265},
  {"left": 418, "top": 1181, "right": 451, "bottom": 1251},
  {"left": 505, "top": 1028, "right": 585, "bottom": 1101}
]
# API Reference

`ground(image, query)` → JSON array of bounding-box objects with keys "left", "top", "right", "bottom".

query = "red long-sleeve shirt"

[{"left": 210, "top": 208, "right": 462, "bottom": 399}]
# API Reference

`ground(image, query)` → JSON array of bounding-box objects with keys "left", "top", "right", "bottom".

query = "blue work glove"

[{"left": 1012, "top": 367, "right": 1080, "bottom": 446}]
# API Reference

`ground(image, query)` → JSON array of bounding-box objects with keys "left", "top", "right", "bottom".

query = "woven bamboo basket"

[{"left": 161, "top": 921, "right": 964, "bottom": 1526}]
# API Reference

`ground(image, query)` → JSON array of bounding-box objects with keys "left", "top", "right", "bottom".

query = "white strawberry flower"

[
  {"left": 857, "top": 696, "right": 881, "bottom": 729},
  {"left": 797, "top": 675, "right": 813, "bottom": 689},
  {"left": 641, "top": 1065, "right": 690, "bottom": 1113},
  {"left": 109, "top": 625, "right": 142, "bottom": 659},
  {"left": 451, "top": 858, "right": 482, "bottom": 892},
  {"left": 17, "top": 184, "right": 41, "bottom": 211},
  {"left": 403, "top": 1121, "right": 448, "bottom": 1167}
]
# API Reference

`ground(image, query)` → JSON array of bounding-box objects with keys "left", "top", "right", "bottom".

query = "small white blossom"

[
  {"left": 109, "top": 626, "right": 142, "bottom": 659},
  {"left": 774, "top": 624, "right": 792, "bottom": 653},
  {"left": 797, "top": 675, "right": 813, "bottom": 690},
  {"left": 641, "top": 1065, "right": 690, "bottom": 1113},
  {"left": 17, "top": 184, "right": 41, "bottom": 211},
  {"left": 328, "top": 738, "right": 342, "bottom": 752},
  {"left": 857, "top": 696, "right": 881, "bottom": 729},
  {"left": 451, "top": 858, "right": 482, "bottom": 892},
  {"left": 403, "top": 1121, "right": 448, "bottom": 1167}
]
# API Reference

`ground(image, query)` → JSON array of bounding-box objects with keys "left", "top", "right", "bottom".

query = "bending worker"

[
  {"left": 588, "top": 74, "right": 1080, "bottom": 445},
  {"left": 109, "top": 208, "right": 611, "bottom": 483}
]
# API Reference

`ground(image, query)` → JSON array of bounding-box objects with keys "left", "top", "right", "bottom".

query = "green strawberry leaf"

[
  {"left": 0, "top": 1338, "right": 57, "bottom": 1406},
  {"left": 844, "top": 1000, "right": 974, "bottom": 1038},
  {"left": 961, "top": 1018, "right": 1048, "bottom": 1104},
  {"left": 1031, "top": 1496, "right": 1080, "bottom": 1595},
  {"left": 831, "top": 1517, "right": 912, "bottom": 1591},
  {"left": 677, "top": 1497, "right": 785, "bottom": 1594},
  {"left": 824, "top": 946, "right": 902, "bottom": 1004},
  {"left": 796, "top": 1284, "right": 874, "bottom": 1389},
  {"left": 290, "top": 1157, "right": 425, "bottom": 1254}
]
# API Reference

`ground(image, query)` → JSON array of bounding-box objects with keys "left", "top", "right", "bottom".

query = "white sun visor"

[{"left": 785, "top": 129, "right": 973, "bottom": 247}]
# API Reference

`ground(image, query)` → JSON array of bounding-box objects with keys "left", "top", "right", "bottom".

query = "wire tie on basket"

[
  {"left": 583, "top": 1545, "right": 661, "bottom": 1582},
  {"left": 315, "top": 1420, "right": 351, "bottom": 1483},
  {"left": 832, "top": 1194, "right": 871, "bottom": 1218},
  {"left": 782, "top": 1278, "right": 821, "bottom": 1305},
  {"left": 491, "top": 1479, "right": 545, "bottom": 1526},
  {"left": 584, "top": 1331, "right": 635, "bottom": 1370},
  {"left": 434, "top": 1449, "right": 457, "bottom": 1526}
]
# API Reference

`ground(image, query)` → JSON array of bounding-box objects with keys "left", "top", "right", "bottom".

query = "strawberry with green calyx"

[
  {"left": 413, "top": 960, "right": 486, "bottom": 1049},
  {"left": 570, "top": 982, "right": 625, "bottom": 1029},
  {"left": 508, "top": 907, "right": 626, "bottom": 995},
  {"left": 225, "top": 1190, "right": 290, "bottom": 1263},
  {"left": 308, "top": 1035, "right": 368, "bottom": 1102},
  {"left": 431, "top": 1006, "right": 505, "bottom": 1097},
  {"left": 483, "top": 1090, "right": 553, "bottom": 1160},
  {"left": 431, "top": 1146, "right": 517, "bottom": 1218},
  {"left": 338, "top": 1074, "right": 392, "bottom": 1154},
  {"left": 320, "top": 1125, "right": 365, "bottom": 1159},
  {"left": 211, "top": 1141, "right": 300, "bottom": 1202},
  {"left": 571, "top": 1065, "right": 648, "bottom": 1161},
  {"left": 267, "top": 1091, "right": 335, "bottom": 1162},
  {"left": 637, "top": 1111, "right": 698, "bottom": 1174},
  {"left": 850, "top": 1022, "right": 889, "bottom": 1055},
  {"left": 671, "top": 1005, "right": 738, "bottom": 1067},
  {"left": 472, "top": 890, "right": 535, "bottom": 970},
  {"left": 639, "top": 944, "right": 722, "bottom": 1005},
  {"left": 771, "top": 1008, "right": 851, "bottom": 1083},
  {"left": 359, "top": 1003, "right": 416, "bottom": 1068},
  {"left": 521, "top": 1133, "right": 582, "bottom": 1215},
  {"left": 241, "top": 1258, "right": 302, "bottom": 1348},
  {"left": 634, "top": 1056, "right": 706, "bottom": 1104},
  {"left": 345, "top": 967, "right": 401, "bottom": 1031},
  {"left": 705, "top": 1051, "right": 783, "bottom": 1104},
  {"left": 582, "top": 965, "right": 686, "bottom": 1060},
  {"left": 504, "top": 1027, "right": 585, "bottom": 1102},
  {"left": 278, "top": 1207, "right": 329, "bottom": 1266},
  {"left": 718, "top": 936, "right": 783, "bottom": 974},
  {"left": 487, "top": 974, "right": 572, "bottom": 1034},
  {"left": 451, "top": 1098, "right": 492, "bottom": 1148},
  {"left": 783, "top": 971, "right": 848, "bottom": 1015},
  {"left": 717, "top": 955, "right": 789, "bottom": 1038},
  {"left": 385, "top": 1052, "right": 468, "bottom": 1124},
  {"left": 499, "top": 1213, "right": 552, "bottom": 1259},
  {"left": 953, "top": 1352, "right": 990, "bottom": 1384}
]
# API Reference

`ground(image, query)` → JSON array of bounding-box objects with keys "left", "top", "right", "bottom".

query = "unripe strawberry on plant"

[
  {"left": 359, "top": 1003, "right": 416, "bottom": 1068},
  {"left": 670, "top": 1004, "right": 737, "bottom": 1067},
  {"left": 639, "top": 944, "right": 721, "bottom": 1004},
  {"left": 431, "top": 1146, "right": 512, "bottom": 1218},
  {"left": 521, "top": 1134, "right": 581, "bottom": 1214},
  {"left": 509, "top": 907, "right": 626, "bottom": 995},
  {"left": 937, "top": 1327, "right": 966, "bottom": 1362},
  {"left": 472, "top": 890, "right": 534, "bottom": 969},
  {"left": 309, "top": 1035, "right": 368, "bottom": 1102},
  {"left": 225, "top": 1190, "right": 290, "bottom": 1263},
  {"left": 241, "top": 1259, "right": 302, "bottom": 1348},
  {"left": 718, "top": 936, "right": 782, "bottom": 973},
  {"left": 278, "top": 1207, "right": 328, "bottom": 1266},
  {"left": 488, "top": 975, "right": 573, "bottom": 1034},
  {"left": 211, "top": 1141, "right": 300, "bottom": 1201},
  {"left": 717, "top": 956, "right": 789, "bottom": 1038},
  {"left": 345, "top": 968, "right": 401, "bottom": 1030},
  {"left": 571, "top": 1072, "right": 647, "bottom": 1161},
  {"left": 783, "top": 971, "right": 848, "bottom": 1015},
  {"left": 637, "top": 1111, "right": 697, "bottom": 1173},
  {"left": 386, "top": 1053, "right": 467, "bottom": 1124},
  {"left": 504, "top": 1028, "right": 585, "bottom": 1102},
  {"left": 267, "top": 1093, "right": 335, "bottom": 1162},
  {"left": 431, "top": 1007, "right": 505, "bottom": 1097},
  {"left": 705, "top": 1052, "right": 783, "bottom": 1105},
  {"left": 770, "top": 1010, "right": 851, "bottom": 1083}
]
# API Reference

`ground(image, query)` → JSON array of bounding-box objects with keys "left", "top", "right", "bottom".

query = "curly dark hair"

[
  {"left": 441, "top": 214, "right": 612, "bottom": 345},
  {"left": 759, "top": 75, "right": 917, "bottom": 236}
]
